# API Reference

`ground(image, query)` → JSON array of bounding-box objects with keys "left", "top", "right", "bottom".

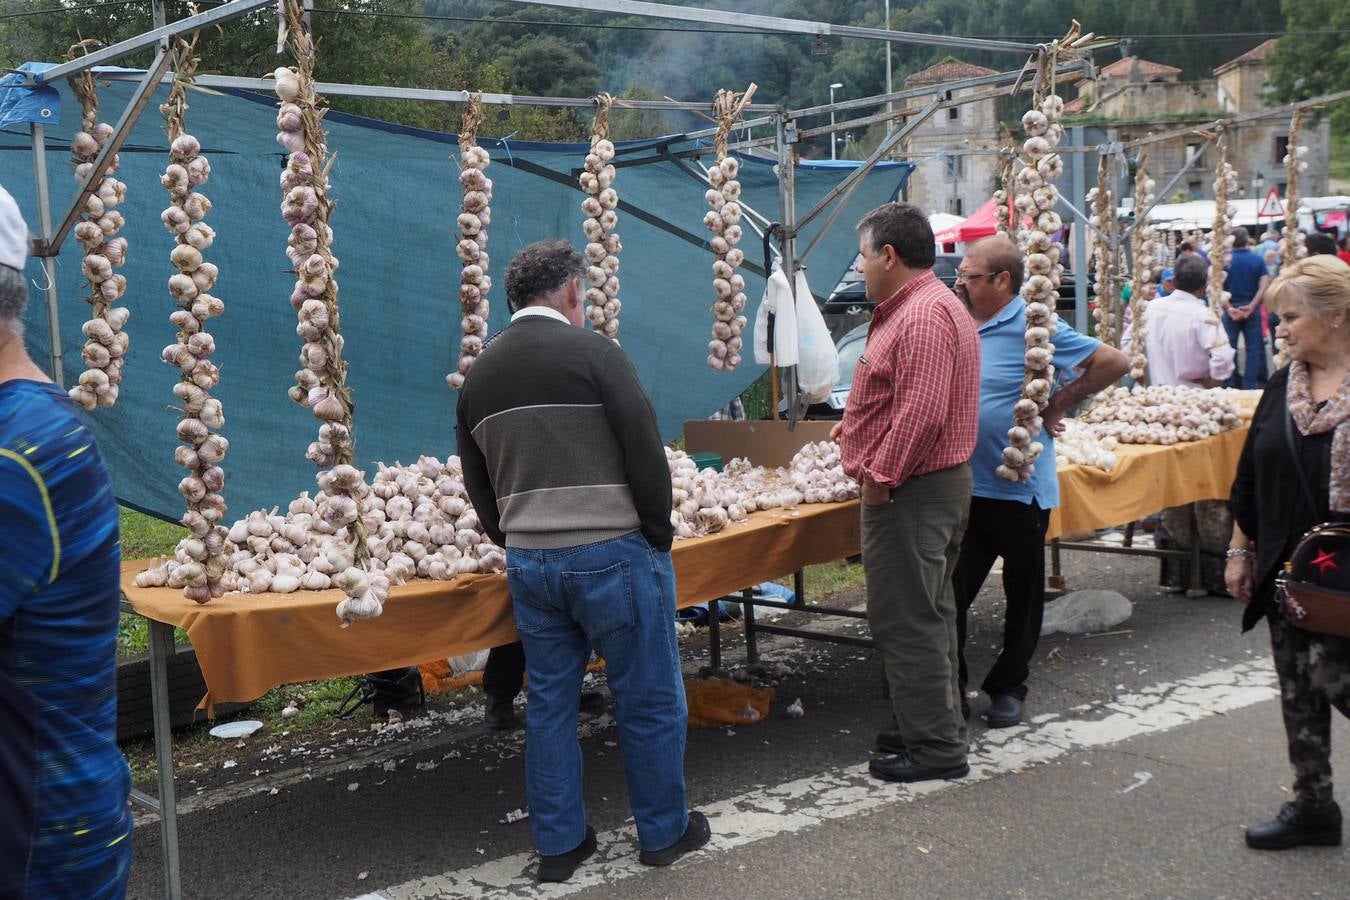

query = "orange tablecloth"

[
  {"left": 122, "top": 502, "right": 861, "bottom": 709},
  {"left": 1048, "top": 425, "right": 1248, "bottom": 540}
]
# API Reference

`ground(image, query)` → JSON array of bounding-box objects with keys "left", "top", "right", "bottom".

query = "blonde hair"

[{"left": 1265, "top": 254, "right": 1350, "bottom": 322}]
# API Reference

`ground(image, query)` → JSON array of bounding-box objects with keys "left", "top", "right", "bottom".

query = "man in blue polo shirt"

[
  {"left": 1220, "top": 228, "right": 1271, "bottom": 389},
  {"left": 951, "top": 236, "right": 1128, "bottom": 728}
]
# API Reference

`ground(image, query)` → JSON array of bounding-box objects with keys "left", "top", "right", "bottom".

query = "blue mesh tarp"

[{"left": 0, "top": 72, "right": 910, "bottom": 522}]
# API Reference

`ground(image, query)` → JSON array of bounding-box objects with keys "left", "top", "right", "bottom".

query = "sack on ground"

[
  {"left": 685, "top": 677, "right": 775, "bottom": 729},
  {"left": 1040, "top": 590, "right": 1132, "bottom": 636}
]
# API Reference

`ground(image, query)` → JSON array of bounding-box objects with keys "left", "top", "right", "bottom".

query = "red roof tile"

[
  {"left": 1213, "top": 39, "right": 1276, "bottom": 75},
  {"left": 903, "top": 60, "right": 998, "bottom": 87},
  {"left": 1097, "top": 56, "right": 1182, "bottom": 81}
]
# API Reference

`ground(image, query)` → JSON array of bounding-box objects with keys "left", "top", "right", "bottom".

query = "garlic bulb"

[
  {"left": 1053, "top": 418, "right": 1119, "bottom": 472},
  {"left": 1078, "top": 384, "right": 1242, "bottom": 445},
  {"left": 580, "top": 94, "right": 623, "bottom": 342},
  {"left": 275, "top": 0, "right": 381, "bottom": 624},
  {"left": 1126, "top": 156, "right": 1160, "bottom": 381},
  {"left": 447, "top": 96, "right": 493, "bottom": 391},
  {"left": 68, "top": 67, "right": 129, "bottom": 412},
  {"left": 999, "top": 85, "right": 1067, "bottom": 483}
]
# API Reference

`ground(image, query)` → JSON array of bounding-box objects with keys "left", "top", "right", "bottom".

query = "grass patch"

[
  {"left": 778, "top": 557, "right": 866, "bottom": 603},
  {"left": 119, "top": 506, "right": 184, "bottom": 559}
]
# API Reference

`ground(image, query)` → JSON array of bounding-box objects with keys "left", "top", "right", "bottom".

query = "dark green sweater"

[{"left": 455, "top": 315, "right": 674, "bottom": 551}]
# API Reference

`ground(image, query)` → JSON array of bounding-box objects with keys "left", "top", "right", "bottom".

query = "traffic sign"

[{"left": 1258, "top": 187, "right": 1284, "bottom": 218}]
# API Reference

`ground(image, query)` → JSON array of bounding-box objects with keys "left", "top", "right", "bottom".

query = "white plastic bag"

[
  {"left": 1040, "top": 590, "right": 1133, "bottom": 636},
  {"left": 793, "top": 268, "right": 839, "bottom": 402},
  {"left": 753, "top": 259, "right": 798, "bottom": 366}
]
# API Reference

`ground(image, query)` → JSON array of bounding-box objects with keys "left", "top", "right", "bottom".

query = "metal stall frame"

[{"left": 14, "top": 4, "right": 1057, "bottom": 897}]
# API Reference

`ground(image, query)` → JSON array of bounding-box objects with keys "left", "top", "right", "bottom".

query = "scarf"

[{"left": 1286, "top": 359, "right": 1350, "bottom": 513}]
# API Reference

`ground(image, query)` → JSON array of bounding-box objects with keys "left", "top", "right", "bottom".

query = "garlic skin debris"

[
  {"left": 275, "top": 0, "right": 382, "bottom": 624},
  {"left": 68, "top": 67, "right": 129, "bottom": 412},
  {"left": 1126, "top": 156, "right": 1159, "bottom": 382},
  {"left": 1078, "top": 384, "right": 1242, "bottom": 445},
  {"left": 447, "top": 95, "right": 492, "bottom": 391},
  {"left": 580, "top": 93, "right": 622, "bottom": 342},
  {"left": 157, "top": 39, "right": 231, "bottom": 603},
  {"left": 998, "top": 86, "right": 1066, "bottom": 483}
]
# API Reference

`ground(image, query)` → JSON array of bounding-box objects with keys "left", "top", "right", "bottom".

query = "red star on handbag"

[{"left": 1310, "top": 548, "right": 1339, "bottom": 577}]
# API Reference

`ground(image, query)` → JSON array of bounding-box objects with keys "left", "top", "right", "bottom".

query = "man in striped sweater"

[{"left": 456, "top": 240, "right": 709, "bottom": 882}]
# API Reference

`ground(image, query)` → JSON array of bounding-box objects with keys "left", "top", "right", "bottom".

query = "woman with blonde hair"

[{"left": 1229, "top": 253, "right": 1350, "bottom": 850}]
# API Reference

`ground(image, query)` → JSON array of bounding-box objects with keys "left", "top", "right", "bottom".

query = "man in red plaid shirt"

[{"left": 831, "top": 202, "right": 980, "bottom": 783}]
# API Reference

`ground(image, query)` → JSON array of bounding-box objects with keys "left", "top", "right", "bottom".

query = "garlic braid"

[
  {"left": 275, "top": 0, "right": 384, "bottom": 624},
  {"left": 580, "top": 93, "right": 622, "bottom": 342},
  {"left": 705, "top": 86, "right": 754, "bottom": 372},
  {"left": 67, "top": 42, "right": 130, "bottom": 411},
  {"left": 993, "top": 145, "right": 1016, "bottom": 239},
  {"left": 998, "top": 69, "right": 1066, "bottom": 483},
  {"left": 1207, "top": 139, "right": 1239, "bottom": 320},
  {"left": 447, "top": 94, "right": 492, "bottom": 390},
  {"left": 1088, "top": 157, "right": 1118, "bottom": 348},
  {"left": 157, "top": 34, "right": 230, "bottom": 603},
  {"left": 1275, "top": 110, "right": 1310, "bottom": 369},
  {"left": 1127, "top": 154, "right": 1159, "bottom": 381}
]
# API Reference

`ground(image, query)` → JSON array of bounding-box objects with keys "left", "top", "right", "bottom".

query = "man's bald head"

[{"left": 965, "top": 235, "right": 1024, "bottom": 295}]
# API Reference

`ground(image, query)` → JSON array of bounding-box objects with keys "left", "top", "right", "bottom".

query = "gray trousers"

[{"left": 862, "top": 462, "right": 971, "bottom": 768}]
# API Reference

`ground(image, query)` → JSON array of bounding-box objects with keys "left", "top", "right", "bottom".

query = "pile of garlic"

[
  {"left": 68, "top": 82, "right": 129, "bottom": 411},
  {"left": 449, "top": 118, "right": 493, "bottom": 390},
  {"left": 999, "top": 91, "right": 1066, "bottom": 483},
  {"left": 580, "top": 98, "right": 622, "bottom": 341},
  {"left": 134, "top": 455, "right": 505, "bottom": 595},
  {"left": 704, "top": 154, "right": 748, "bottom": 371},
  {"left": 1206, "top": 148, "right": 1239, "bottom": 319},
  {"left": 1053, "top": 418, "right": 1119, "bottom": 472},
  {"left": 1127, "top": 159, "right": 1159, "bottom": 381},
  {"left": 784, "top": 440, "right": 859, "bottom": 505},
  {"left": 668, "top": 449, "right": 740, "bottom": 540},
  {"left": 1078, "top": 385, "right": 1241, "bottom": 445}
]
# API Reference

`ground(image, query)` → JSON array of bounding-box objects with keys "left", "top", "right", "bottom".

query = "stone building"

[
  {"left": 898, "top": 59, "right": 1002, "bottom": 218},
  {"left": 1065, "top": 42, "right": 1330, "bottom": 203}
]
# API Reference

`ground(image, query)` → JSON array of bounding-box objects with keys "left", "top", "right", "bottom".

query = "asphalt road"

[{"left": 125, "top": 545, "right": 1350, "bottom": 899}]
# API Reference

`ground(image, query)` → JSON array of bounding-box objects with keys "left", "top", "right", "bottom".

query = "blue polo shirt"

[
  {"left": 1225, "top": 247, "right": 1268, "bottom": 306},
  {"left": 972, "top": 296, "right": 1101, "bottom": 508}
]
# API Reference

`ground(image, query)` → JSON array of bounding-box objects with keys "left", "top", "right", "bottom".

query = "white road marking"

[{"left": 350, "top": 659, "right": 1278, "bottom": 900}]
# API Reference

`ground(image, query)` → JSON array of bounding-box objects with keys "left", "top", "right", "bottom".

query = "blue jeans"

[
  {"left": 1222, "top": 304, "right": 1265, "bottom": 389},
  {"left": 506, "top": 531, "right": 688, "bottom": 855}
]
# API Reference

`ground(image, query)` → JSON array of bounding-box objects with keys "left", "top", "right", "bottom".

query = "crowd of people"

[{"left": 4, "top": 171, "right": 1350, "bottom": 896}]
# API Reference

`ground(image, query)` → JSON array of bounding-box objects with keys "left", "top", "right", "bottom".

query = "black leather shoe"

[
  {"left": 874, "top": 731, "right": 907, "bottom": 755},
  {"left": 869, "top": 751, "right": 970, "bottom": 783},
  {"left": 484, "top": 694, "right": 520, "bottom": 730},
  {"left": 579, "top": 690, "right": 606, "bottom": 715},
  {"left": 639, "top": 810, "right": 711, "bottom": 866},
  {"left": 986, "top": 693, "right": 1022, "bottom": 729},
  {"left": 538, "top": 825, "right": 598, "bottom": 882},
  {"left": 1245, "top": 801, "right": 1342, "bottom": 850}
]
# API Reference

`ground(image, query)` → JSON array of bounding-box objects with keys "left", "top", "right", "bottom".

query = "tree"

[{"left": 1267, "top": 0, "right": 1350, "bottom": 132}]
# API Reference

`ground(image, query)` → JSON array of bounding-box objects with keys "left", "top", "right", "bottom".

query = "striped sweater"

[{"left": 455, "top": 315, "right": 674, "bottom": 551}]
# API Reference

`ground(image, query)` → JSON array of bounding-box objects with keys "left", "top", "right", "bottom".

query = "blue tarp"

[{"left": 0, "top": 71, "right": 910, "bottom": 523}]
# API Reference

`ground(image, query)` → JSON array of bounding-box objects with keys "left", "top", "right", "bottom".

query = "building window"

[
  {"left": 948, "top": 106, "right": 960, "bottom": 121},
  {"left": 948, "top": 197, "right": 963, "bottom": 216},
  {"left": 1274, "top": 135, "right": 1289, "bottom": 165},
  {"left": 1278, "top": 181, "right": 1288, "bottom": 196},
  {"left": 1188, "top": 180, "right": 1203, "bottom": 200},
  {"left": 1185, "top": 143, "right": 1204, "bottom": 166},
  {"left": 945, "top": 154, "right": 963, "bottom": 181}
]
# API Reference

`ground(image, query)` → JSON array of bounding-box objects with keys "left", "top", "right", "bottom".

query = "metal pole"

[
  {"left": 148, "top": 619, "right": 182, "bottom": 900},
  {"left": 777, "top": 114, "right": 800, "bottom": 423},
  {"left": 884, "top": 0, "right": 893, "bottom": 137},
  {"left": 1070, "top": 126, "right": 1089, "bottom": 334},
  {"left": 829, "top": 83, "right": 841, "bottom": 160},
  {"left": 30, "top": 125, "right": 63, "bottom": 386}
]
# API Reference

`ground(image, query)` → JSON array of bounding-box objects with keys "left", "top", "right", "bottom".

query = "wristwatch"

[{"left": 1225, "top": 548, "right": 1254, "bottom": 560}]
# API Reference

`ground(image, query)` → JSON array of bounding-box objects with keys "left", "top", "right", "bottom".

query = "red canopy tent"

[{"left": 933, "top": 196, "right": 1002, "bottom": 244}]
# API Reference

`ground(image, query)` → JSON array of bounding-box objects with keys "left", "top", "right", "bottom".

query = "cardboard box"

[{"left": 683, "top": 419, "right": 837, "bottom": 469}]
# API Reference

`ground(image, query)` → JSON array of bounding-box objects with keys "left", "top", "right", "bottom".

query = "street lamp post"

[{"left": 829, "top": 82, "right": 844, "bottom": 160}]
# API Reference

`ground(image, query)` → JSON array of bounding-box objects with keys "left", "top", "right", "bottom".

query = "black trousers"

[
  {"left": 482, "top": 642, "right": 526, "bottom": 701},
  {"left": 953, "top": 496, "right": 1051, "bottom": 702}
]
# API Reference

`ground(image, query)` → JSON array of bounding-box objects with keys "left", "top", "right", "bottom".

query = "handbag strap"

[{"left": 1285, "top": 410, "right": 1321, "bottom": 516}]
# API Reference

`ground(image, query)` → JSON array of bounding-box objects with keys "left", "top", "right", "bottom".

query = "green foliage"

[
  {"left": 119, "top": 506, "right": 184, "bottom": 559},
  {"left": 1267, "top": 0, "right": 1350, "bottom": 133}
]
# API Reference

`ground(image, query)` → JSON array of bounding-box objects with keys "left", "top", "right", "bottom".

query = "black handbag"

[{"left": 1275, "top": 413, "right": 1350, "bottom": 639}]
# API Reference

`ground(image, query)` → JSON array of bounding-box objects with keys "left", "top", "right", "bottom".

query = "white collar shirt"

[{"left": 1133, "top": 289, "right": 1237, "bottom": 387}]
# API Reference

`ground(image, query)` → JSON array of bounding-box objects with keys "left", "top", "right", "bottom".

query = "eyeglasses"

[{"left": 954, "top": 270, "right": 1000, "bottom": 283}]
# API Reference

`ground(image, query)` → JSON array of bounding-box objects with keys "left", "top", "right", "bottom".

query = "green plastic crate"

[{"left": 689, "top": 452, "right": 724, "bottom": 472}]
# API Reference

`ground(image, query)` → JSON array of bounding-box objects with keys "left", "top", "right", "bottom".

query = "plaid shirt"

[{"left": 840, "top": 269, "right": 981, "bottom": 488}]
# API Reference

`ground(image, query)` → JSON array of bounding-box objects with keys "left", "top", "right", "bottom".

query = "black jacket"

[{"left": 1230, "top": 367, "right": 1333, "bottom": 631}]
